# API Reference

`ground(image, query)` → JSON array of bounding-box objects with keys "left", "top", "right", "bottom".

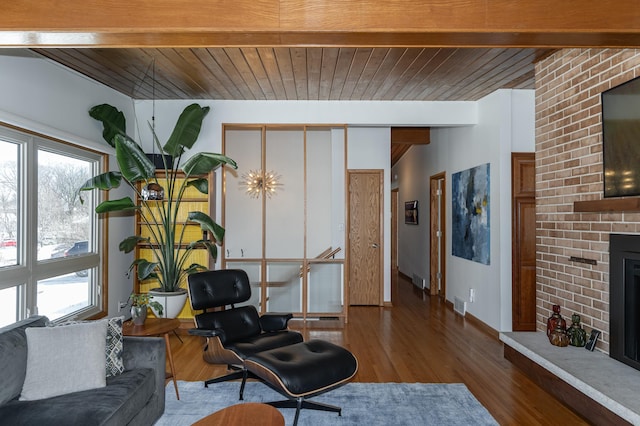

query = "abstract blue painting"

[{"left": 452, "top": 163, "right": 490, "bottom": 265}]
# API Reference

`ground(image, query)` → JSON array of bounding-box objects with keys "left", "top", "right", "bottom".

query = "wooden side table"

[
  {"left": 122, "top": 317, "right": 181, "bottom": 399},
  {"left": 192, "top": 403, "right": 284, "bottom": 426}
]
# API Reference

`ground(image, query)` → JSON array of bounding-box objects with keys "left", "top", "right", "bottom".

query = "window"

[{"left": 0, "top": 124, "right": 105, "bottom": 326}]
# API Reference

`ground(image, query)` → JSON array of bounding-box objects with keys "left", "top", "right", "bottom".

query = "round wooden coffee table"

[
  {"left": 192, "top": 403, "right": 284, "bottom": 426},
  {"left": 122, "top": 318, "right": 181, "bottom": 399}
]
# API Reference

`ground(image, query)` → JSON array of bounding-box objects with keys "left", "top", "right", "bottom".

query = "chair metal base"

[
  {"left": 267, "top": 397, "right": 341, "bottom": 426},
  {"left": 203, "top": 367, "right": 260, "bottom": 400}
]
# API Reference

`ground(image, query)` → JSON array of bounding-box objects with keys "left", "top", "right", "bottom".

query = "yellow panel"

[
  {"left": 139, "top": 201, "right": 208, "bottom": 223},
  {"left": 140, "top": 224, "right": 204, "bottom": 242},
  {"left": 138, "top": 247, "right": 209, "bottom": 265},
  {"left": 150, "top": 177, "right": 208, "bottom": 200}
]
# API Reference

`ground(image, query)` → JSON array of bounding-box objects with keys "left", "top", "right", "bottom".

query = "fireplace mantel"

[{"left": 574, "top": 197, "right": 640, "bottom": 213}]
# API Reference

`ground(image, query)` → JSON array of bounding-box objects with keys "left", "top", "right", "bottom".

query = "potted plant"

[
  {"left": 130, "top": 293, "right": 164, "bottom": 325},
  {"left": 79, "top": 103, "right": 237, "bottom": 318}
]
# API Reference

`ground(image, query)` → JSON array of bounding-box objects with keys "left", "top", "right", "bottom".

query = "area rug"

[{"left": 157, "top": 381, "right": 498, "bottom": 425}]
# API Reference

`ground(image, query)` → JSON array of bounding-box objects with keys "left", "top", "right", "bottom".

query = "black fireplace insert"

[{"left": 609, "top": 233, "right": 640, "bottom": 371}]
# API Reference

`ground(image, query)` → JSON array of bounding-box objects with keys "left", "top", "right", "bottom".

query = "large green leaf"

[
  {"left": 78, "top": 171, "right": 123, "bottom": 192},
  {"left": 185, "top": 178, "right": 209, "bottom": 194},
  {"left": 187, "top": 240, "right": 218, "bottom": 261},
  {"left": 89, "top": 104, "right": 126, "bottom": 147},
  {"left": 77, "top": 171, "right": 123, "bottom": 204},
  {"left": 188, "top": 211, "right": 225, "bottom": 243},
  {"left": 135, "top": 259, "right": 159, "bottom": 281},
  {"left": 182, "top": 152, "right": 238, "bottom": 177},
  {"left": 163, "top": 104, "right": 210, "bottom": 157},
  {"left": 114, "top": 134, "right": 156, "bottom": 182},
  {"left": 95, "top": 197, "right": 137, "bottom": 214},
  {"left": 119, "top": 236, "right": 149, "bottom": 253},
  {"left": 184, "top": 263, "right": 208, "bottom": 275}
]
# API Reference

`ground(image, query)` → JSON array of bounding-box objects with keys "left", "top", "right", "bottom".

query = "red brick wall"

[{"left": 535, "top": 49, "right": 640, "bottom": 353}]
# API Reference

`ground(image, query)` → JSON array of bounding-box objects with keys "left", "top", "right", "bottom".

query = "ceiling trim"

[{"left": 2, "top": 0, "right": 640, "bottom": 48}]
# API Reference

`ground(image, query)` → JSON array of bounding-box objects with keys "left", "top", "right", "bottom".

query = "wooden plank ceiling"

[
  {"left": 33, "top": 47, "right": 549, "bottom": 102},
  {"left": 32, "top": 46, "right": 550, "bottom": 165}
]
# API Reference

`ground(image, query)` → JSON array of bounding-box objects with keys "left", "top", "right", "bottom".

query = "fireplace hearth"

[{"left": 609, "top": 233, "right": 640, "bottom": 372}]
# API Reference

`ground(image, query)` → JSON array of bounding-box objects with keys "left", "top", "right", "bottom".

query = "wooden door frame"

[
  {"left": 429, "top": 172, "right": 446, "bottom": 298},
  {"left": 346, "top": 169, "right": 384, "bottom": 307},
  {"left": 391, "top": 188, "right": 398, "bottom": 273}
]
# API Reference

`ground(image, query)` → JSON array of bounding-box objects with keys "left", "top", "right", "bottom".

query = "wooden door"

[
  {"left": 348, "top": 170, "right": 383, "bottom": 306},
  {"left": 429, "top": 172, "right": 446, "bottom": 298},
  {"left": 512, "top": 153, "right": 536, "bottom": 331}
]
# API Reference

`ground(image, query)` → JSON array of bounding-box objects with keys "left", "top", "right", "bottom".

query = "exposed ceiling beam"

[
  {"left": 391, "top": 128, "right": 431, "bottom": 145},
  {"left": 2, "top": 0, "right": 640, "bottom": 47}
]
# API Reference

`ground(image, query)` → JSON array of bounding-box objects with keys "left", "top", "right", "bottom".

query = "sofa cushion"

[
  {"left": 0, "top": 316, "right": 48, "bottom": 405},
  {"left": 55, "top": 316, "right": 126, "bottom": 377},
  {"left": 20, "top": 320, "right": 107, "bottom": 401},
  {"left": 0, "top": 368, "right": 156, "bottom": 426}
]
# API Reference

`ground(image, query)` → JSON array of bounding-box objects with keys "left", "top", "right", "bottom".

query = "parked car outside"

[
  {"left": 50, "top": 243, "right": 72, "bottom": 259},
  {"left": 0, "top": 239, "right": 16, "bottom": 247},
  {"left": 64, "top": 241, "right": 89, "bottom": 277}
]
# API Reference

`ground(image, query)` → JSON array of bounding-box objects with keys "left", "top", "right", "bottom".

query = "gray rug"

[{"left": 157, "top": 381, "right": 498, "bottom": 425}]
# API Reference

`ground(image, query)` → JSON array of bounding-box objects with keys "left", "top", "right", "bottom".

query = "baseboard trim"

[
  {"left": 398, "top": 270, "right": 412, "bottom": 282},
  {"left": 465, "top": 311, "right": 499, "bottom": 340},
  {"left": 443, "top": 299, "right": 499, "bottom": 341}
]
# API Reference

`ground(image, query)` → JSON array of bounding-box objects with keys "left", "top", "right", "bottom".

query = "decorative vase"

[
  {"left": 567, "top": 313, "right": 587, "bottom": 347},
  {"left": 549, "top": 323, "right": 570, "bottom": 347},
  {"left": 148, "top": 289, "right": 188, "bottom": 319},
  {"left": 131, "top": 305, "right": 147, "bottom": 325},
  {"left": 546, "top": 304, "right": 566, "bottom": 336}
]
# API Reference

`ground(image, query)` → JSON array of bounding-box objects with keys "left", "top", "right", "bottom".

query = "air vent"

[
  {"left": 454, "top": 297, "right": 466, "bottom": 316},
  {"left": 412, "top": 273, "right": 425, "bottom": 289}
]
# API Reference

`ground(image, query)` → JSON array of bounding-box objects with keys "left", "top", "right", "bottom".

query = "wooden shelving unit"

[{"left": 135, "top": 172, "right": 212, "bottom": 319}]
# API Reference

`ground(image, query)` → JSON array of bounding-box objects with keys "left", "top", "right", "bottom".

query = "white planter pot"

[{"left": 148, "top": 289, "right": 188, "bottom": 319}]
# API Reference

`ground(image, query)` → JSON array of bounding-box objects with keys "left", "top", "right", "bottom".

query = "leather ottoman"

[{"left": 244, "top": 339, "right": 358, "bottom": 426}]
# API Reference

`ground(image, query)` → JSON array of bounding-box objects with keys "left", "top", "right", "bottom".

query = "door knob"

[{"left": 371, "top": 243, "right": 379, "bottom": 248}]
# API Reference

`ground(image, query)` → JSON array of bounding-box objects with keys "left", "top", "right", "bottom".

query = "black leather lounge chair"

[
  {"left": 188, "top": 269, "right": 358, "bottom": 425},
  {"left": 187, "top": 269, "right": 303, "bottom": 399}
]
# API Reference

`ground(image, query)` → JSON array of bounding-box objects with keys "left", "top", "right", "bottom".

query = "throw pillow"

[
  {"left": 52, "top": 316, "right": 125, "bottom": 377},
  {"left": 105, "top": 316, "right": 125, "bottom": 377},
  {"left": 20, "top": 320, "right": 107, "bottom": 401}
]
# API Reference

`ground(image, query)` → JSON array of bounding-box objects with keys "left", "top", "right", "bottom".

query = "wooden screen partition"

[{"left": 222, "top": 124, "right": 348, "bottom": 322}]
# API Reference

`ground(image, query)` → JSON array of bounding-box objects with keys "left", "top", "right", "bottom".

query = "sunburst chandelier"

[{"left": 242, "top": 169, "right": 282, "bottom": 198}]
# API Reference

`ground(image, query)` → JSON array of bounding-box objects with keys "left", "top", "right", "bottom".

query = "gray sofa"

[{"left": 0, "top": 316, "right": 166, "bottom": 426}]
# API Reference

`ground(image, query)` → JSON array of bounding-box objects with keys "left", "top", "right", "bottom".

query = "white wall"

[
  {"left": 392, "top": 89, "right": 535, "bottom": 331},
  {"left": 347, "top": 127, "right": 392, "bottom": 301}
]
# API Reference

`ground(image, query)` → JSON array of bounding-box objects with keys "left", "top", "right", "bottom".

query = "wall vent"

[
  {"left": 411, "top": 273, "right": 425, "bottom": 289},
  {"left": 454, "top": 297, "right": 466, "bottom": 316}
]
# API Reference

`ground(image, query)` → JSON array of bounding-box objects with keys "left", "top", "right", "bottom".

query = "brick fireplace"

[{"left": 535, "top": 48, "right": 640, "bottom": 354}]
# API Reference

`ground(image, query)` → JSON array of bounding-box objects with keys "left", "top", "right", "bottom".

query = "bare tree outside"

[
  {"left": 37, "top": 150, "right": 92, "bottom": 259},
  {"left": 0, "top": 160, "right": 17, "bottom": 240}
]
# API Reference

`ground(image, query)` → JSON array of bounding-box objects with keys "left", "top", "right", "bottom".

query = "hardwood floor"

[{"left": 169, "top": 272, "right": 587, "bottom": 425}]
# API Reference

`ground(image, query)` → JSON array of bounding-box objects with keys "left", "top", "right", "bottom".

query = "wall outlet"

[
  {"left": 469, "top": 288, "right": 475, "bottom": 303},
  {"left": 118, "top": 301, "right": 129, "bottom": 312}
]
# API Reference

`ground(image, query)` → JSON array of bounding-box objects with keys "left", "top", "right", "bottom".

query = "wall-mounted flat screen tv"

[{"left": 602, "top": 76, "right": 640, "bottom": 198}]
